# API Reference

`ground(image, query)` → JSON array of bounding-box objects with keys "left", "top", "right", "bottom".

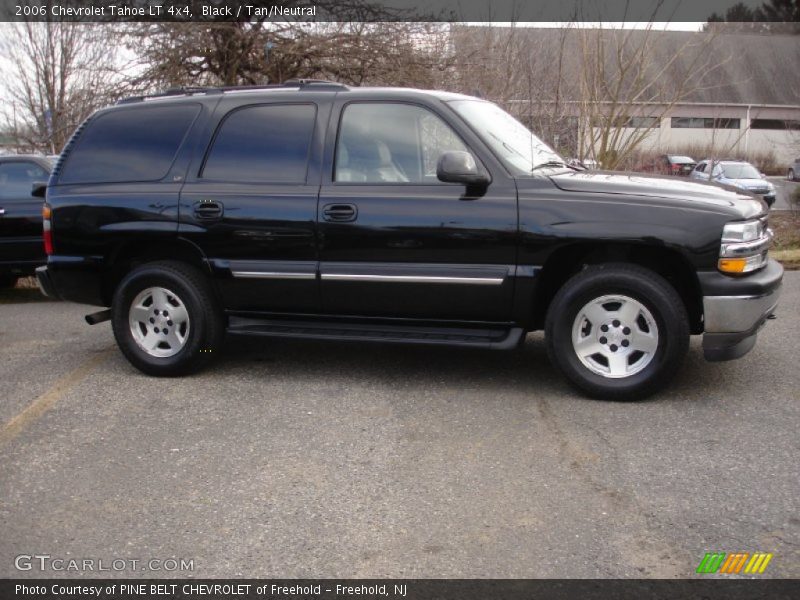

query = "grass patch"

[{"left": 769, "top": 212, "right": 800, "bottom": 270}]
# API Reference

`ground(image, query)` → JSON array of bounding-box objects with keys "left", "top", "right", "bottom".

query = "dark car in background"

[
  {"left": 639, "top": 154, "right": 696, "bottom": 176},
  {"left": 788, "top": 157, "right": 800, "bottom": 181},
  {"left": 0, "top": 155, "right": 52, "bottom": 287}
]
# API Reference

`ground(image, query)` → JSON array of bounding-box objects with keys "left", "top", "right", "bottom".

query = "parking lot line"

[{"left": 0, "top": 348, "right": 113, "bottom": 448}]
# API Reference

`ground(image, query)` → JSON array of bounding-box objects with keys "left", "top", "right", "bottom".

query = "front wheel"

[
  {"left": 111, "top": 261, "right": 224, "bottom": 376},
  {"left": 545, "top": 263, "right": 689, "bottom": 401}
]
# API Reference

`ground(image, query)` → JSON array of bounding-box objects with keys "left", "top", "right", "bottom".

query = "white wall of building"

[{"left": 583, "top": 103, "right": 800, "bottom": 164}]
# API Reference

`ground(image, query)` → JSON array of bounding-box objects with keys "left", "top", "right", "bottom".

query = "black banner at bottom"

[{"left": 3, "top": 579, "right": 800, "bottom": 600}]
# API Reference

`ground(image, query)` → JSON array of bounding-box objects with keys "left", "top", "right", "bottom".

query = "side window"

[
  {"left": 0, "top": 162, "right": 49, "bottom": 200},
  {"left": 203, "top": 104, "right": 316, "bottom": 183},
  {"left": 695, "top": 162, "right": 706, "bottom": 173},
  {"left": 335, "top": 103, "right": 471, "bottom": 184},
  {"left": 60, "top": 105, "right": 200, "bottom": 184}
]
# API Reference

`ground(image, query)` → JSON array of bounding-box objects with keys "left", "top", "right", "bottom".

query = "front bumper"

[{"left": 700, "top": 259, "right": 783, "bottom": 361}]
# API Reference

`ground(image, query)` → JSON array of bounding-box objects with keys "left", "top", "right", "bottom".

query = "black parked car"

[
  {"left": 37, "top": 82, "right": 782, "bottom": 400},
  {"left": 0, "top": 155, "right": 52, "bottom": 287}
]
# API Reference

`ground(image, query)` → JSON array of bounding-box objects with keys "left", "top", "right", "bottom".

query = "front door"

[{"left": 317, "top": 101, "right": 518, "bottom": 321}]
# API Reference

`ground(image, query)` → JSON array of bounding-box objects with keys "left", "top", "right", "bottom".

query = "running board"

[{"left": 226, "top": 317, "right": 523, "bottom": 350}]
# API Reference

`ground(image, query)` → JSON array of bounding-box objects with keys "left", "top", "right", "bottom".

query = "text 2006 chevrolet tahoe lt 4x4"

[{"left": 36, "top": 82, "right": 782, "bottom": 400}]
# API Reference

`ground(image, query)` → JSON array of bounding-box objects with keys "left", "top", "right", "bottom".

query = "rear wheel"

[
  {"left": 545, "top": 263, "right": 689, "bottom": 401},
  {"left": 111, "top": 261, "right": 224, "bottom": 376}
]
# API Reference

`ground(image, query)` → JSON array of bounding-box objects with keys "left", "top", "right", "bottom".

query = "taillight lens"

[{"left": 42, "top": 204, "right": 53, "bottom": 255}]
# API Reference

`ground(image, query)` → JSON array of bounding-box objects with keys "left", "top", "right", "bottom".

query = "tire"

[
  {"left": 0, "top": 273, "right": 19, "bottom": 289},
  {"left": 111, "top": 261, "right": 224, "bottom": 376},
  {"left": 545, "top": 263, "right": 689, "bottom": 401},
  {"left": 789, "top": 169, "right": 796, "bottom": 182}
]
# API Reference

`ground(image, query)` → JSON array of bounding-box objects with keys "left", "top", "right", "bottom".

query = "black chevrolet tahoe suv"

[{"left": 36, "top": 81, "right": 783, "bottom": 400}]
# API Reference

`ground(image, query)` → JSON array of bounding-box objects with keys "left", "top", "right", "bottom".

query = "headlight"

[
  {"left": 718, "top": 219, "right": 771, "bottom": 274},
  {"left": 721, "top": 220, "right": 763, "bottom": 243}
]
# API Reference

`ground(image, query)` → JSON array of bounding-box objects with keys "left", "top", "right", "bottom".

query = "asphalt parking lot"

[{"left": 0, "top": 275, "right": 798, "bottom": 579}]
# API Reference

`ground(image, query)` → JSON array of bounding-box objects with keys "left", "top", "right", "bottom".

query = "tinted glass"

[
  {"left": 721, "top": 163, "right": 760, "bottom": 179},
  {"left": 60, "top": 105, "right": 200, "bottom": 184},
  {"left": 0, "top": 161, "right": 49, "bottom": 200},
  {"left": 336, "top": 103, "right": 470, "bottom": 184},
  {"left": 671, "top": 117, "right": 740, "bottom": 129},
  {"left": 203, "top": 104, "right": 316, "bottom": 183}
]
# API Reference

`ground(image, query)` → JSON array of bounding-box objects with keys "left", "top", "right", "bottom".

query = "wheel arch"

[
  {"left": 102, "top": 237, "right": 215, "bottom": 306},
  {"left": 531, "top": 242, "right": 704, "bottom": 334}
]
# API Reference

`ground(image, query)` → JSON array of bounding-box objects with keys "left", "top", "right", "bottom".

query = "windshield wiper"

[{"left": 531, "top": 161, "right": 571, "bottom": 172}]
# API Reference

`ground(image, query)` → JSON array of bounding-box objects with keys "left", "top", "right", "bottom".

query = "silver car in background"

[{"left": 691, "top": 159, "right": 776, "bottom": 207}]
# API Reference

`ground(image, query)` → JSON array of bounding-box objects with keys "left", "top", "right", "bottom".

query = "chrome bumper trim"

[{"left": 703, "top": 284, "right": 781, "bottom": 333}]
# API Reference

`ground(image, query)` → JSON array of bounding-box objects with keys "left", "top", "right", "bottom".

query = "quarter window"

[
  {"left": 335, "top": 103, "right": 471, "bottom": 184},
  {"left": 203, "top": 104, "right": 316, "bottom": 183},
  {"left": 60, "top": 105, "right": 200, "bottom": 184}
]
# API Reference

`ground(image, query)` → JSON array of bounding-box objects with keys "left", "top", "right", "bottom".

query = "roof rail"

[{"left": 117, "top": 80, "right": 347, "bottom": 104}]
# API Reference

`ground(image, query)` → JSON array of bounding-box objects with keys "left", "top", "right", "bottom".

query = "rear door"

[
  {"left": 0, "top": 159, "right": 49, "bottom": 268},
  {"left": 178, "top": 97, "right": 329, "bottom": 313}
]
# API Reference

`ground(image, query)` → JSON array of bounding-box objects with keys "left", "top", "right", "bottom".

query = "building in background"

[{"left": 452, "top": 26, "right": 800, "bottom": 169}]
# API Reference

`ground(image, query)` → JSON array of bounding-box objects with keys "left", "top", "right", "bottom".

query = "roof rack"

[{"left": 117, "top": 79, "right": 347, "bottom": 104}]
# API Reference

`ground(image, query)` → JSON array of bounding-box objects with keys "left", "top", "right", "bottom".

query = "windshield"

[
  {"left": 449, "top": 99, "right": 563, "bottom": 173},
  {"left": 721, "top": 163, "right": 760, "bottom": 179}
]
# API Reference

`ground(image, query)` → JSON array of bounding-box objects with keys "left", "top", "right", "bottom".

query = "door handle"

[
  {"left": 194, "top": 200, "right": 223, "bottom": 220},
  {"left": 322, "top": 203, "right": 357, "bottom": 222}
]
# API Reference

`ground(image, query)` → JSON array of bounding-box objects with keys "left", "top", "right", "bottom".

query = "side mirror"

[
  {"left": 760, "top": 172, "right": 767, "bottom": 179},
  {"left": 31, "top": 182, "right": 47, "bottom": 198},
  {"left": 436, "top": 151, "right": 490, "bottom": 187}
]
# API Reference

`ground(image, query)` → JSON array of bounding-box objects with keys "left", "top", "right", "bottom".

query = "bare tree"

[
  {"left": 575, "top": 25, "right": 725, "bottom": 169},
  {"left": 0, "top": 21, "right": 124, "bottom": 153},
  {"left": 125, "top": 20, "right": 455, "bottom": 91}
]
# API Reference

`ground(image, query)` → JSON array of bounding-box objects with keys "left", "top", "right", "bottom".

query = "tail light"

[
  {"left": 42, "top": 204, "right": 53, "bottom": 255},
  {"left": 670, "top": 164, "right": 680, "bottom": 172}
]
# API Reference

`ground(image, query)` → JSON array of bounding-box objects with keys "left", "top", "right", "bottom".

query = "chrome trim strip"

[
  {"left": 232, "top": 271, "right": 316, "bottom": 280},
  {"left": 320, "top": 273, "right": 504, "bottom": 285},
  {"left": 720, "top": 233, "right": 772, "bottom": 258}
]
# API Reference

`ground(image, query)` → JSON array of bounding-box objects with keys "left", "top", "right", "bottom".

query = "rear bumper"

[
  {"left": 700, "top": 259, "right": 783, "bottom": 361},
  {"left": 36, "top": 256, "right": 106, "bottom": 306},
  {"left": 35, "top": 265, "right": 60, "bottom": 300}
]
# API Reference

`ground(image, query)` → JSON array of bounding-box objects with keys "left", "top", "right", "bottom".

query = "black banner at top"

[{"left": 0, "top": 0, "right": 781, "bottom": 23}]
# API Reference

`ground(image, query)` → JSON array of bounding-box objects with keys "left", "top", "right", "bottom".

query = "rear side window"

[
  {"left": 202, "top": 104, "right": 316, "bottom": 183},
  {"left": 59, "top": 104, "right": 200, "bottom": 184}
]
